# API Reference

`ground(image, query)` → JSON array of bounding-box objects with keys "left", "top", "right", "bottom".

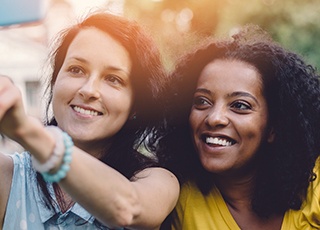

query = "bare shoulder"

[
  {"left": 135, "top": 167, "right": 179, "bottom": 186},
  {"left": 136, "top": 167, "right": 177, "bottom": 176},
  {"left": 132, "top": 167, "right": 180, "bottom": 228},
  {"left": 133, "top": 167, "right": 180, "bottom": 204}
]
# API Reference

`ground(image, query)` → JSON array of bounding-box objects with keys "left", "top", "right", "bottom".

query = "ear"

[{"left": 267, "top": 127, "right": 275, "bottom": 143}]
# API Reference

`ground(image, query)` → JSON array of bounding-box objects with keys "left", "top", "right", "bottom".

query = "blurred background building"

[{"left": 1, "top": 0, "right": 319, "bottom": 153}]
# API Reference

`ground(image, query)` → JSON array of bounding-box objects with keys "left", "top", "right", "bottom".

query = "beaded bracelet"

[
  {"left": 41, "top": 130, "right": 73, "bottom": 183},
  {"left": 31, "top": 126, "right": 65, "bottom": 173}
]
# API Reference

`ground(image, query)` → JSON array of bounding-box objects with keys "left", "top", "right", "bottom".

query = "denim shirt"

[{"left": 3, "top": 152, "right": 123, "bottom": 230}]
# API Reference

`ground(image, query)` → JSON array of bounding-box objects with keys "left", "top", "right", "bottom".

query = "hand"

[{"left": 0, "top": 75, "right": 28, "bottom": 140}]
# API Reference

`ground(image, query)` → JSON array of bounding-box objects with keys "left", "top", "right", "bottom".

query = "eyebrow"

[
  {"left": 195, "top": 88, "right": 211, "bottom": 94},
  {"left": 195, "top": 88, "right": 260, "bottom": 105},
  {"left": 230, "top": 91, "right": 260, "bottom": 105},
  {"left": 69, "top": 56, "right": 131, "bottom": 76}
]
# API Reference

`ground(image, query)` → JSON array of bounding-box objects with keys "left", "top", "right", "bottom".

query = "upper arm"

[
  {"left": 130, "top": 167, "right": 180, "bottom": 230},
  {"left": 0, "top": 153, "right": 14, "bottom": 227},
  {"left": 59, "top": 149, "right": 179, "bottom": 230}
]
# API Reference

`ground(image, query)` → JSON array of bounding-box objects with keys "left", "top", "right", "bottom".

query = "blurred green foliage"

[{"left": 123, "top": 0, "right": 320, "bottom": 71}]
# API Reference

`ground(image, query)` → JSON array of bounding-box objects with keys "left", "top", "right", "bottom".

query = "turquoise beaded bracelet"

[
  {"left": 41, "top": 130, "right": 73, "bottom": 183},
  {"left": 31, "top": 126, "right": 65, "bottom": 173}
]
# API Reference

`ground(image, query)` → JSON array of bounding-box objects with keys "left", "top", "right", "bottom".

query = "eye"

[
  {"left": 193, "top": 96, "right": 211, "bottom": 109},
  {"left": 105, "top": 75, "right": 124, "bottom": 86},
  {"left": 230, "top": 101, "right": 252, "bottom": 111},
  {"left": 68, "top": 66, "right": 85, "bottom": 75}
]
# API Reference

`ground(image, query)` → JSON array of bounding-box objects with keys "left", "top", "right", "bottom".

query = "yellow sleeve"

[
  {"left": 283, "top": 157, "right": 320, "bottom": 229},
  {"left": 171, "top": 182, "right": 190, "bottom": 230}
]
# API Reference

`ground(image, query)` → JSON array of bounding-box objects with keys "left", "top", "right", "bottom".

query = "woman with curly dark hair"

[{"left": 159, "top": 25, "right": 320, "bottom": 229}]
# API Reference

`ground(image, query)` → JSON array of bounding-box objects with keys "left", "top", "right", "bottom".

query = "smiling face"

[
  {"left": 52, "top": 27, "right": 133, "bottom": 155},
  {"left": 189, "top": 59, "right": 273, "bottom": 176}
]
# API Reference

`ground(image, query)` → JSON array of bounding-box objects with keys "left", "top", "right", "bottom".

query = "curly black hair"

[{"left": 158, "top": 25, "right": 320, "bottom": 218}]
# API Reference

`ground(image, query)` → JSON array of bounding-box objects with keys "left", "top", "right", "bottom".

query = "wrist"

[
  {"left": 37, "top": 127, "right": 74, "bottom": 183},
  {"left": 32, "top": 126, "right": 65, "bottom": 173},
  {"left": 14, "top": 117, "right": 55, "bottom": 163}
]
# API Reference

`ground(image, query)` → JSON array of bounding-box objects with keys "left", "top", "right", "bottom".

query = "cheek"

[
  {"left": 255, "top": 114, "right": 269, "bottom": 138},
  {"left": 189, "top": 109, "right": 206, "bottom": 130},
  {"left": 108, "top": 90, "right": 134, "bottom": 116},
  {"left": 244, "top": 120, "right": 269, "bottom": 145},
  {"left": 52, "top": 82, "right": 65, "bottom": 105},
  {"left": 188, "top": 111, "right": 198, "bottom": 133},
  {"left": 52, "top": 76, "right": 68, "bottom": 100},
  {"left": 51, "top": 86, "right": 59, "bottom": 109},
  {"left": 51, "top": 78, "right": 73, "bottom": 117},
  {"left": 51, "top": 86, "right": 64, "bottom": 122},
  {"left": 189, "top": 108, "right": 199, "bottom": 123}
]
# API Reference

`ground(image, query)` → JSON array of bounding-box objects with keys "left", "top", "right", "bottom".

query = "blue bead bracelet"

[{"left": 41, "top": 131, "right": 73, "bottom": 183}]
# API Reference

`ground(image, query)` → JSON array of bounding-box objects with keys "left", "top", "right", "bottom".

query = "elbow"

[
  {"left": 113, "top": 207, "right": 140, "bottom": 228},
  {"left": 100, "top": 192, "right": 142, "bottom": 228}
]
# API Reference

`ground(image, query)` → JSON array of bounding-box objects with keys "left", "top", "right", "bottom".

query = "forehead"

[
  {"left": 197, "top": 59, "right": 263, "bottom": 94},
  {"left": 70, "top": 27, "right": 121, "bottom": 47},
  {"left": 66, "top": 27, "right": 132, "bottom": 71}
]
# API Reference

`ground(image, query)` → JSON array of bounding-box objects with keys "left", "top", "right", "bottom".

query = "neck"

[
  {"left": 73, "top": 139, "right": 111, "bottom": 159},
  {"left": 215, "top": 175, "right": 284, "bottom": 230},
  {"left": 212, "top": 167, "right": 284, "bottom": 230},
  {"left": 54, "top": 124, "right": 111, "bottom": 159},
  {"left": 214, "top": 167, "right": 257, "bottom": 210},
  {"left": 218, "top": 177, "right": 254, "bottom": 211}
]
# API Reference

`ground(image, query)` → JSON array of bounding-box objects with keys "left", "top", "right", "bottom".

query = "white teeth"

[
  {"left": 206, "top": 137, "right": 232, "bottom": 146},
  {"left": 73, "top": 106, "right": 99, "bottom": 116}
]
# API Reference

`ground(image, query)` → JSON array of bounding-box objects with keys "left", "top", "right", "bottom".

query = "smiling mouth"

[
  {"left": 72, "top": 106, "right": 103, "bottom": 116},
  {"left": 204, "top": 136, "right": 236, "bottom": 147}
]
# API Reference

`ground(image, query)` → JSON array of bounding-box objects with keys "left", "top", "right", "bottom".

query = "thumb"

[{"left": 0, "top": 76, "right": 28, "bottom": 138}]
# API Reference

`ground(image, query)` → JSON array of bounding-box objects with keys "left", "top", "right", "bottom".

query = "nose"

[
  {"left": 205, "top": 104, "right": 230, "bottom": 128},
  {"left": 78, "top": 75, "right": 100, "bottom": 100}
]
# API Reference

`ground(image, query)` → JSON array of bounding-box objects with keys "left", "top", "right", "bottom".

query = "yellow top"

[{"left": 172, "top": 159, "right": 320, "bottom": 230}]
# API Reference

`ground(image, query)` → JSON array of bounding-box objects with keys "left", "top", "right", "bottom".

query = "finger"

[
  {"left": 0, "top": 83, "right": 22, "bottom": 120},
  {"left": 0, "top": 74, "right": 14, "bottom": 84},
  {"left": 0, "top": 75, "right": 14, "bottom": 94}
]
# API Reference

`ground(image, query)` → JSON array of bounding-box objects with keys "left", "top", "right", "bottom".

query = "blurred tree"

[
  {"left": 123, "top": 0, "right": 320, "bottom": 71},
  {"left": 124, "top": 0, "right": 223, "bottom": 70},
  {"left": 217, "top": 0, "right": 320, "bottom": 70}
]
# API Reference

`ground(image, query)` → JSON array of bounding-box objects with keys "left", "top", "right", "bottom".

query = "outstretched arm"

[
  {"left": 0, "top": 75, "right": 179, "bottom": 229},
  {"left": 0, "top": 75, "right": 55, "bottom": 226},
  {"left": 62, "top": 153, "right": 179, "bottom": 229}
]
